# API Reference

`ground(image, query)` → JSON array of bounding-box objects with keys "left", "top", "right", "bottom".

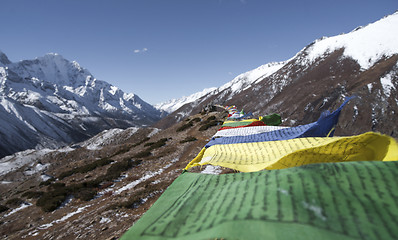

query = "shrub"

[
  {"left": 107, "top": 160, "right": 132, "bottom": 177},
  {"left": 58, "top": 158, "right": 113, "bottom": 180},
  {"left": 143, "top": 142, "right": 155, "bottom": 147},
  {"left": 179, "top": 136, "right": 197, "bottom": 143},
  {"left": 22, "top": 191, "right": 44, "bottom": 199},
  {"left": 0, "top": 205, "right": 9, "bottom": 213},
  {"left": 37, "top": 159, "right": 142, "bottom": 212},
  {"left": 48, "top": 182, "right": 66, "bottom": 190},
  {"left": 176, "top": 122, "right": 193, "bottom": 132},
  {"left": 132, "top": 137, "right": 150, "bottom": 147},
  {"left": 36, "top": 188, "right": 69, "bottom": 212},
  {"left": 5, "top": 198, "right": 23, "bottom": 207},
  {"left": 138, "top": 138, "right": 169, "bottom": 157},
  {"left": 189, "top": 117, "right": 201, "bottom": 123},
  {"left": 146, "top": 138, "right": 168, "bottom": 151},
  {"left": 99, "top": 182, "right": 114, "bottom": 190},
  {"left": 105, "top": 204, "right": 119, "bottom": 211},
  {"left": 105, "top": 159, "right": 142, "bottom": 181},
  {"left": 112, "top": 146, "right": 131, "bottom": 156},
  {"left": 199, "top": 120, "right": 219, "bottom": 131},
  {"left": 133, "top": 150, "right": 152, "bottom": 158},
  {"left": 81, "top": 158, "right": 113, "bottom": 173},
  {"left": 156, "top": 146, "right": 178, "bottom": 158},
  {"left": 58, "top": 170, "right": 75, "bottom": 180},
  {"left": 201, "top": 115, "right": 216, "bottom": 123},
  {"left": 74, "top": 188, "right": 97, "bottom": 201},
  {"left": 120, "top": 188, "right": 151, "bottom": 209},
  {"left": 119, "top": 181, "right": 164, "bottom": 209}
]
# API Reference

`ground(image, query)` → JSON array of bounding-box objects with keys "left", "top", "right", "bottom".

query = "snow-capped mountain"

[
  {"left": 0, "top": 52, "right": 163, "bottom": 158},
  {"left": 155, "top": 61, "right": 287, "bottom": 114},
  {"left": 155, "top": 11, "right": 398, "bottom": 138},
  {"left": 155, "top": 87, "right": 217, "bottom": 113},
  {"left": 154, "top": 61, "right": 287, "bottom": 125}
]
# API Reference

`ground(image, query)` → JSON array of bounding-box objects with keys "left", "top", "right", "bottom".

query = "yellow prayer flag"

[{"left": 185, "top": 132, "right": 398, "bottom": 172}]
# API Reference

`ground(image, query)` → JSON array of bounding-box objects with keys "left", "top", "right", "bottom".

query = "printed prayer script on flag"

[{"left": 121, "top": 161, "right": 398, "bottom": 240}]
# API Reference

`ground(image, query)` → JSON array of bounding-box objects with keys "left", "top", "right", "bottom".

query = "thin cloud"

[{"left": 133, "top": 48, "right": 148, "bottom": 54}]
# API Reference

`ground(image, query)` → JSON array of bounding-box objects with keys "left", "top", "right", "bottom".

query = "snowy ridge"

[
  {"left": 161, "top": 12, "right": 398, "bottom": 113},
  {"left": 304, "top": 11, "right": 398, "bottom": 69},
  {"left": 155, "top": 11, "right": 398, "bottom": 132},
  {"left": 155, "top": 87, "right": 217, "bottom": 113},
  {"left": 0, "top": 148, "right": 54, "bottom": 176},
  {"left": 155, "top": 61, "right": 286, "bottom": 113},
  {"left": 79, "top": 127, "right": 140, "bottom": 150},
  {"left": 218, "top": 61, "right": 286, "bottom": 93}
]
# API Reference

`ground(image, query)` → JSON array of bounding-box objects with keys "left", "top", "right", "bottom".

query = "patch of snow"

[
  {"left": 38, "top": 204, "right": 91, "bottom": 230},
  {"left": 85, "top": 129, "right": 123, "bottom": 150},
  {"left": 28, "top": 230, "right": 39, "bottom": 237},
  {"left": 41, "top": 174, "right": 53, "bottom": 181},
  {"left": 24, "top": 162, "right": 50, "bottom": 176},
  {"left": 57, "top": 146, "right": 75, "bottom": 152},
  {"left": 58, "top": 195, "right": 74, "bottom": 209},
  {"left": 100, "top": 217, "right": 111, "bottom": 224},
  {"left": 141, "top": 190, "right": 163, "bottom": 204},
  {"left": 148, "top": 128, "right": 160, "bottom": 137},
  {"left": 109, "top": 86, "right": 118, "bottom": 95},
  {"left": 95, "top": 185, "right": 115, "bottom": 198},
  {"left": 380, "top": 73, "right": 395, "bottom": 98},
  {"left": 201, "top": 165, "right": 222, "bottom": 175},
  {"left": 367, "top": 83, "right": 373, "bottom": 92},
  {"left": 151, "top": 179, "right": 161, "bottom": 185},
  {"left": 4, "top": 202, "right": 32, "bottom": 217},
  {"left": 114, "top": 158, "right": 178, "bottom": 195},
  {"left": 0, "top": 148, "right": 53, "bottom": 176},
  {"left": 133, "top": 102, "right": 142, "bottom": 109},
  {"left": 114, "top": 173, "right": 128, "bottom": 182}
]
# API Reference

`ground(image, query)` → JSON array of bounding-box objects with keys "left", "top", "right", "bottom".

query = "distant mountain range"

[
  {"left": 0, "top": 52, "right": 163, "bottom": 158},
  {"left": 1, "top": 11, "right": 397, "bottom": 158},
  {"left": 155, "top": 11, "right": 398, "bottom": 138}
]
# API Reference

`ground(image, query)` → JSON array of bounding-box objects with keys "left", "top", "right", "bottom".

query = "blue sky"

[{"left": 1, "top": 0, "right": 397, "bottom": 104}]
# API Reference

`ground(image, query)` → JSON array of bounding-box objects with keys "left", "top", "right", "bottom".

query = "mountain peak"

[
  {"left": 0, "top": 50, "right": 12, "bottom": 65},
  {"left": 304, "top": 11, "right": 398, "bottom": 69},
  {"left": 0, "top": 52, "right": 163, "bottom": 158}
]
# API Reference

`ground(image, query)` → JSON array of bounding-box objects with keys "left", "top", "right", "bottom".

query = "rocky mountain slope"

[
  {"left": 0, "top": 109, "right": 226, "bottom": 239},
  {"left": 155, "top": 12, "right": 398, "bottom": 138},
  {"left": 0, "top": 52, "right": 163, "bottom": 158}
]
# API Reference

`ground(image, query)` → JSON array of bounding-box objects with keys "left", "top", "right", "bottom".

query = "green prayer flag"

[
  {"left": 121, "top": 161, "right": 398, "bottom": 240},
  {"left": 260, "top": 113, "right": 282, "bottom": 126}
]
